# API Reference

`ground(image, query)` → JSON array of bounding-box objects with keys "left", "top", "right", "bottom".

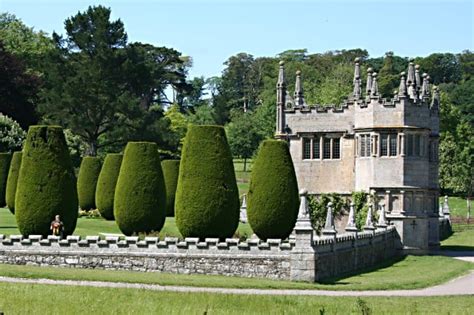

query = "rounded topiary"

[
  {"left": 6, "top": 151, "right": 22, "bottom": 213},
  {"left": 114, "top": 142, "right": 166, "bottom": 236},
  {"left": 96, "top": 153, "right": 123, "bottom": 220},
  {"left": 77, "top": 156, "right": 102, "bottom": 210},
  {"left": 0, "top": 152, "right": 12, "bottom": 207},
  {"left": 15, "top": 126, "right": 78, "bottom": 236},
  {"left": 161, "top": 159, "right": 180, "bottom": 217},
  {"left": 247, "top": 140, "right": 299, "bottom": 240},
  {"left": 175, "top": 125, "right": 239, "bottom": 239}
]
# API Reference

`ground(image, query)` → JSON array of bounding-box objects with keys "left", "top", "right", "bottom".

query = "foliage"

[
  {"left": 175, "top": 125, "right": 239, "bottom": 239},
  {"left": 351, "top": 191, "right": 379, "bottom": 229},
  {"left": 0, "top": 153, "right": 12, "bottom": 207},
  {"left": 164, "top": 104, "right": 188, "bottom": 148},
  {"left": 161, "top": 160, "right": 180, "bottom": 217},
  {"left": 114, "top": 142, "right": 166, "bottom": 236},
  {"left": 0, "top": 114, "right": 26, "bottom": 153},
  {"left": 77, "top": 157, "right": 102, "bottom": 211},
  {"left": 15, "top": 126, "right": 78, "bottom": 236},
  {"left": 64, "top": 129, "right": 87, "bottom": 168},
  {"left": 314, "top": 63, "right": 353, "bottom": 105},
  {"left": 308, "top": 193, "right": 346, "bottom": 233},
  {"left": 95, "top": 153, "right": 123, "bottom": 220},
  {"left": 0, "top": 44, "right": 39, "bottom": 129},
  {"left": 247, "top": 140, "right": 299, "bottom": 240},
  {"left": 5, "top": 151, "right": 21, "bottom": 213}
]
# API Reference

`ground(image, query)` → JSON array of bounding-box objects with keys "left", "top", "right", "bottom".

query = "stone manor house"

[{"left": 275, "top": 58, "right": 441, "bottom": 251}]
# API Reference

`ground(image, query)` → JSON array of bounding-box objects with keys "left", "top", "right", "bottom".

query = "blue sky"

[{"left": 1, "top": 0, "right": 472, "bottom": 78}]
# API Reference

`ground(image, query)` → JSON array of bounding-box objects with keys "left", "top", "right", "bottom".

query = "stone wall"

[{"left": 0, "top": 227, "right": 399, "bottom": 282}]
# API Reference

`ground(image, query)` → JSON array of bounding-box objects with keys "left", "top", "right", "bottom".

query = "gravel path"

[{"left": 0, "top": 271, "right": 472, "bottom": 296}]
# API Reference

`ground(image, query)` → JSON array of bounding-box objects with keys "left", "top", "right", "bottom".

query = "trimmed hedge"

[
  {"left": 175, "top": 125, "right": 239, "bottom": 239},
  {"left": 6, "top": 151, "right": 22, "bottom": 213},
  {"left": 161, "top": 160, "right": 180, "bottom": 217},
  {"left": 15, "top": 126, "right": 78, "bottom": 236},
  {"left": 77, "top": 156, "right": 102, "bottom": 210},
  {"left": 96, "top": 153, "right": 123, "bottom": 220},
  {"left": 247, "top": 140, "right": 299, "bottom": 240},
  {"left": 114, "top": 142, "right": 166, "bottom": 236},
  {"left": 0, "top": 153, "right": 12, "bottom": 207}
]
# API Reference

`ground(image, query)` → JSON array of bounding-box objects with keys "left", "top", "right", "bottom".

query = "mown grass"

[
  {"left": 0, "top": 282, "right": 472, "bottom": 315},
  {"left": 0, "top": 255, "right": 471, "bottom": 291},
  {"left": 0, "top": 208, "right": 253, "bottom": 239},
  {"left": 440, "top": 196, "right": 472, "bottom": 218},
  {"left": 441, "top": 225, "right": 474, "bottom": 251}
]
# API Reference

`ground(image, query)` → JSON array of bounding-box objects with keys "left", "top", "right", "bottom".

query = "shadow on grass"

[
  {"left": 440, "top": 245, "right": 474, "bottom": 253},
  {"left": 318, "top": 255, "right": 407, "bottom": 285}
]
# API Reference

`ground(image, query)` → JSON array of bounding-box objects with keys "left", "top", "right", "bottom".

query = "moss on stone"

[
  {"left": 175, "top": 125, "right": 239, "bottom": 239},
  {"left": 6, "top": 151, "right": 22, "bottom": 213},
  {"left": 114, "top": 142, "right": 166, "bottom": 236},
  {"left": 15, "top": 126, "right": 78, "bottom": 236},
  {"left": 247, "top": 140, "right": 299, "bottom": 240},
  {"left": 96, "top": 153, "right": 123, "bottom": 220}
]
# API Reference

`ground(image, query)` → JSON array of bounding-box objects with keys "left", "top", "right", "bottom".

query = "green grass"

[
  {"left": 0, "top": 208, "right": 253, "bottom": 239},
  {"left": 0, "top": 255, "right": 471, "bottom": 291},
  {"left": 0, "top": 282, "right": 472, "bottom": 315},
  {"left": 441, "top": 225, "right": 474, "bottom": 251},
  {"left": 440, "top": 196, "right": 472, "bottom": 218}
]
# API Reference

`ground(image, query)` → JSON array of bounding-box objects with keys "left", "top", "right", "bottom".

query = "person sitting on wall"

[{"left": 50, "top": 215, "right": 64, "bottom": 238}]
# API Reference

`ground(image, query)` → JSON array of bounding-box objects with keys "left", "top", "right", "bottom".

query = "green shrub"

[
  {"left": 247, "top": 140, "right": 299, "bottom": 240},
  {"left": 161, "top": 159, "right": 180, "bottom": 217},
  {"left": 352, "top": 191, "right": 379, "bottom": 229},
  {"left": 5, "top": 151, "right": 22, "bottom": 213},
  {"left": 308, "top": 193, "right": 346, "bottom": 233},
  {"left": 0, "top": 152, "right": 12, "bottom": 207},
  {"left": 95, "top": 153, "right": 123, "bottom": 220},
  {"left": 0, "top": 114, "right": 26, "bottom": 152},
  {"left": 114, "top": 142, "right": 166, "bottom": 236},
  {"left": 15, "top": 125, "right": 78, "bottom": 236},
  {"left": 77, "top": 156, "right": 102, "bottom": 210},
  {"left": 175, "top": 125, "right": 239, "bottom": 239}
]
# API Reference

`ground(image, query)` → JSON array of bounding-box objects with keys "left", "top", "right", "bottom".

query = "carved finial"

[
  {"left": 277, "top": 61, "right": 286, "bottom": 87},
  {"left": 442, "top": 195, "right": 450, "bottom": 218},
  {"left": 366, "top": 68, "right": 373, "bottom": 96},
  {"left": 407, "top": 58, "right": 415, "bottom": 87},
  {"left": 421, "top": 73, "right": 429, "bottom": 98},
  {"left": 370, "top": 72, "right": 379, "bottom": 97},
  {"left": 398, "top": 72, "right": 407, "bottom": 97},
  {"left": 346, "top": 202, "right": 358, "bottom": 232},
  {"left": 295, "top": 188, "right": 313, "bottom": 230},
  {"left": 377, "top": 204, "right": 387, "bottom": 228},
  {"left": 353, "top": 57, "right": 361, "bottom": 82},
  {"left": 415, "top": 64, "right": 421, "bottom": 90},
  {"left": 364, "top": 204, "right": 375, "bottom": 230},
  {"left": 408, "top": 81, "right": 417, "bottom": 100},
  {"left": 322, "top": 202, "right": 337, "bottom": 235},
  {"left": 294, "top": 70, "right": 305, "bottom": 107},
  {"left": 353, "top": 75, "right": 362, "bottom": 99},
  {"left": 431, "top": 85, "right": 440, "bottom": 110}
]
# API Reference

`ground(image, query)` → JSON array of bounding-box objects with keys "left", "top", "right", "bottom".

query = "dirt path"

[{"left": 0, "top": 271, "right": 472, "bottom": 296}]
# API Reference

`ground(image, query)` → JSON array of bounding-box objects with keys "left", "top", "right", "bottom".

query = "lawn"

[
  {"left": 0, "top": 282, "right": 472, "bottom": 315},
  {"left": 441, "top": 225, "right": 474, "bottom": 251},
  {"left": 0, "top": 255, "right": 471, "bottom": 291},
  {"left": 0, "top": 208, "right": 253, "bottom": 239}
]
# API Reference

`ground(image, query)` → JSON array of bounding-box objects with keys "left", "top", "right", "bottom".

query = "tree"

[
  {"left": 0, "top": 42, "right": 40, "bottom": 129},
  {"left": 226, "top": 112, "right": 262, "bottom": 171},
  {"left": 77, "top": 156, "right": 102, "bottom": 210},
  {"left": 416, "top": 53, "right": 461, "bottom": 85},
  {"left": 314, "top": 63, "right": 353, "bottom": 105},
  {"left": 5, "top": 151, "right": 21, "bottom": 213},
  {"left": 0, "top": 114, "right": 26, "bottom": 152},
  {"left": 96, "top": 153, "right": 123, "bottom": 220}
]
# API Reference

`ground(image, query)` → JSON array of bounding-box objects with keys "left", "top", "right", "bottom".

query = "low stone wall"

[
  {"left": 0, "top": 227, "right": 399, "bottom": 282},
  {"left": 439, "top": 218, "right": 452, "bottom": 241}
]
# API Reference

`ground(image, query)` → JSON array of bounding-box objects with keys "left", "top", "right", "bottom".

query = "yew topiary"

[
  {"left": 114, "top": 142, "right": 166, "bottom": 236},
  {"left": 0, "top": 152, "right": 11, "bottom": 207},
  {"left": 175, "top": 125, "right": 239, "bottom": 239},
  {"left": 77, "top": 156, "right": 102, "bottom": 210},
  {"left": 6, "top": 151, "right": 22, "bottom": 213},
  {"left": 95, "top": 153, "right": 123, "bottom": 220},
  {"left": 247, "top": 140, "right": 299, "bottom": 240},
  {"left": 161, "top": 159, "right": 180, "bottom": 217},
  {"left": 15, "top": 126, "right": 78, "bottom": 236}
]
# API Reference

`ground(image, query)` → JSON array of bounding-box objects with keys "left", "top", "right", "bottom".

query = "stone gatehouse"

[{"left": 275, "top": 58, "right": 441, "bottom": 251}]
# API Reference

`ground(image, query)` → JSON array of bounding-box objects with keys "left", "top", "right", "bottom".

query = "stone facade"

[{"left": 275, "top": 58, "right": 441, "bottom": 252}]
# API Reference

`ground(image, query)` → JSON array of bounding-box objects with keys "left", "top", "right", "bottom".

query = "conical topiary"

[
  {"left": 161, "top": 159, "right": 180, "bottom": 217},
  {"left": 6, "top": 151, "right": 22, "bottom": 213},
  {"left": 15, "top": 126, "right": 78, "bottom": 236},
  {"left": 114, "top": 142, "right": 166, "bottom": 236},
  {"left": 175, "top": 125, "right": 239, "bottom": 239},
  {"left": 77, "top": 156, "right": 101, "bottom": 210},
  {"left": 96, "top": 153, "right": 123, "bottom": 220},
  {"left": 0, "top": 152, "right": 12, "bottom": 207},
  {"left": 247, "top": 140, "right": 299, "bottom": 240}
]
